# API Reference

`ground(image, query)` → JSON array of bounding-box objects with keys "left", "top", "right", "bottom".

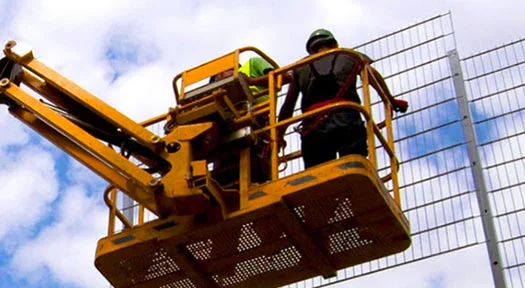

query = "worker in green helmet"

[{"left": 278, "top": 28, "right": 408, "bottom": 168}]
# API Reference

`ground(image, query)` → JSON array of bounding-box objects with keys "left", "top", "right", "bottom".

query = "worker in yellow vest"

[{"left": 210, "top": 56, "right": 276, "bottom": 105}]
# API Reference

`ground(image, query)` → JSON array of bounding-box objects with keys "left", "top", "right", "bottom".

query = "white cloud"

[
  {"left": 66, "top": 159, "right": 106, "bottom": 192},
  {"left": 10, "top": 185, "right": 107, "bottom": 288},
  {"left": 105, "top": 61, "right": 176, "bottom": 120},
  {"left": 0, "top": 145, "right": 58, "bottom": 242},
  {"left": 0, "top": 110, "right": 29, "bottom": 149}
]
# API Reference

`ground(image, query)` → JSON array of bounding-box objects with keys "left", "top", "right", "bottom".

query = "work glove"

[
  {"left": 277, "top": 137, "right": 287, "bottom": 151},
  {"left": 392, "top": 99, "right": 409, "bottom": 113}
]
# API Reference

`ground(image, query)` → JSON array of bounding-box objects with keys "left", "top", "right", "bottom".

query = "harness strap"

[
  {"left": 308, "top": 54, "right": 339, "bottom": 79},
  {"left": 298, "top": 57, "right": 365, "bottom": 137}
]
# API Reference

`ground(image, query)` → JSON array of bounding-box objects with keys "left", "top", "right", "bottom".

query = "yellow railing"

[
  {"left": 105, "top": 48, "right": 403, "bottom": 235},
  {"left": 265, "top": 48, "right": 401, "bottom": 205},
  {"left": 172, "top": 46, "right": 279, "bottom": 105},
  {"left": 105, "top": 115, "right": 167, "bottom": 236}
]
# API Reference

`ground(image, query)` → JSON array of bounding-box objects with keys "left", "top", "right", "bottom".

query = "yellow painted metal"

[
  {"left": 95, "top": 156, "right": 411, "bottom": 288},
  {"left": 175, "top": 100, "right": 226, "bottom": 125},
  {"left": 366, "top": 65, "right": 401, "bottom": 205},
  {"left": 6, "top": 104, "right": 160, "bottom": 214},
  {"left": 275, "top": 199, "right": 337, "bottom": 278},
  {"left": 192, "top": 160, "right": 208, "bottom": 179},
  {"left": 172, "top": 47, "right": 279, "bottom": 104},
  {"left": 219, "top": 92, "right": 241, "bottom": 118},
  {"left": 138, "top": 204, "right": 145, "bottom": 226},
  {"left": 3, "top": 41, "right": 163, "bottom": 152},
  {"left": 182, "top": 52, "right": 237, "bottom": 91},
  {"left": 361, "top": 68, "right": 377, "bottom": 169},
  {"left": 19, "top": 69, "right": 167, "bottom": 173},
  {"left": 231, "top": 105, "right": 269, "bottom": 130},
  {"left": 104, "top": 46, "right": 403, "bottom": 236},
  {"left": 139, "top": 112, "right": 169, "bottom": 127},
  {"left": 238, "top": 46, "right": 280, "bottom": 70},
  {"left": 108, "top": 187, "right": 117, "bottom": 236},
  {"left": 258, "top": 101, "right": 366, "bottom": 136},
  {"left": 268, "top": 71, "right": 278, "bottom": 180},
  {"left": 104, "top": 186, "right": 133, "bottom": 230},
  {"left": 385, "top": 99, "right": 401, "bottom": 205},
  {"left": 239, "top": 147, "right": 251, "bottom": 209},
  {"left": 0, "top": 81, "right": 160, "bottom": 212}
]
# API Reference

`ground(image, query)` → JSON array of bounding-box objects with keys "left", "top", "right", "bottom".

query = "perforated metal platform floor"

[{"left": 95, "top": 156, "right": 411, "bottom": 288}]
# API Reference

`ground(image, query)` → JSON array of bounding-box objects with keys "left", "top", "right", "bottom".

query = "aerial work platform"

[
  {"left": 95, "top": 156, "right": 410, "bottom": 288},
  {"left": 1, "top": 41, "right": 410, "bottom": 288}
]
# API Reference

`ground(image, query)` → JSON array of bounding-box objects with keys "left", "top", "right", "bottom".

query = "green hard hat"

[{"left": 306, "top": 28, "right": 337, "bottom": 52}]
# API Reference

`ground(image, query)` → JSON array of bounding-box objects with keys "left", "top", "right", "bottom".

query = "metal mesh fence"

[
  {"left": 462, "top": 38, "right": 525, "bottom": 288},
  {"left": 282, "top": 12, "right": 490, "bottom": 287}
]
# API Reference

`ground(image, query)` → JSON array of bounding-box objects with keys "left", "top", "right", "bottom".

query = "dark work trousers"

[{"left": 301, "top": 110, "right": 368, "bottom": 169}]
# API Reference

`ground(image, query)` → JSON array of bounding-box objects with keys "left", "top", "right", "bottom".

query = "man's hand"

[
  {"left": 392, "top": 99, "right": 409, "bottom": 113},
  {"left": 277, "top": 137, "right": 287, "bottom": 151}
]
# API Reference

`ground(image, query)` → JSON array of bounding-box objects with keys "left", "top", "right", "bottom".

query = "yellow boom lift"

[{"left": 0, "top": 40, "right": 410, "bottom": 288}]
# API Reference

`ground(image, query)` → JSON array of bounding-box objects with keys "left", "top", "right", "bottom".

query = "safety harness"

[{"left": 295, "top": 55, "right": 365, "bottom": 137}]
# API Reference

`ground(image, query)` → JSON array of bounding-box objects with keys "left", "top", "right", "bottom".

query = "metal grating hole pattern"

[
  {"left": 293, "top": 205, "right": 306, "bottom": 223},
  {"left": 288, "top": 187, "right": 359, "bottom": 231},
  {"left": 186, "top": 239, "right": 213, "bottom": 261},
  {"left": 328, "top": 197, "right": 355, "bottom": 224},
  {"left": 328, "top": 227, "right": 374, "bottom": 255},
  {"left": 212, "top": 246, "right": 303, "bottom": 287},
  {"left": 271, "top": 246, "right": 303, "bottom": 271},
  {"left": 237, "top": 222, "right": 262, "bottom": 252},
  {"left": 159, "top": 278, "right": 197, "bottom": 288},
  {"left": 144, "top": 248, "right": 180, "bottom": 280},
  {"left": 117, "top": 257, "right": 141, "bottom": 285},
  {"left": 185, "top": 216, "right": 288, "bottom": 262},
  {"left": 113, "top": 246, "right": 181, "bottom": 285}
]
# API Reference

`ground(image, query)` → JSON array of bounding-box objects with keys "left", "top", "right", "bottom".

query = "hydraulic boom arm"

[{"left": 0, "top": 40, "right": 220, "bottom": 218}]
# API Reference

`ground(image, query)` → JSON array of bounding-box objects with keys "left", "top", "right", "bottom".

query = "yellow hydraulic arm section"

[{"left": 0, "top": 40, "right": 218, "bottom": 218}]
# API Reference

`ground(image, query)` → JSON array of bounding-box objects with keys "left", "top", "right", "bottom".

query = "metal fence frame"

[{"left": 462, "top": 38, "right": 525, "bottom": 288}]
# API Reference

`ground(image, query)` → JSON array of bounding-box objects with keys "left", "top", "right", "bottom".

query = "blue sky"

[{"left": 1, "top": 1, "right": 525, "bottom": 288}]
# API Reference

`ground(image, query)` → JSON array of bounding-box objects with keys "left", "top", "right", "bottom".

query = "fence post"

[{"left": 448, "top": 49, "right": 507, "bottom": 288}]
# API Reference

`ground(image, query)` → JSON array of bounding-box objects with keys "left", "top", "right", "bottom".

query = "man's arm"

[
  {"left": 240, "top": 57, "right": 292, "bottom": 87},
  {"left": 368, "top": 67, "right": 408, "bottom": 113},
  {"left": 246, "top": 72, "right": 293, "bottom": 87},
  {"left": 367, "top": 67, "right": 393, "bottom": 101},
  {"left": 277, "top": 75, "right": 300, "bottom": 137}
]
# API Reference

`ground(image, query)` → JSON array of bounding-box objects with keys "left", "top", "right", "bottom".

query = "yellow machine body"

[
  {"left": 0, "top": 40, "right": 410, "bottom": 288},
  {"left": 95, "top": 156, "right": 410, "bottom": 288}
]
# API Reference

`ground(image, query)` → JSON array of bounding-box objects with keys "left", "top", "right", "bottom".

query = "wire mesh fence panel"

[
  {"left": 463, "top": 38, "right": 525, "bottom": 288},
  {"left": 285, "top": 12, "right": 492, "bottom": 287}
]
